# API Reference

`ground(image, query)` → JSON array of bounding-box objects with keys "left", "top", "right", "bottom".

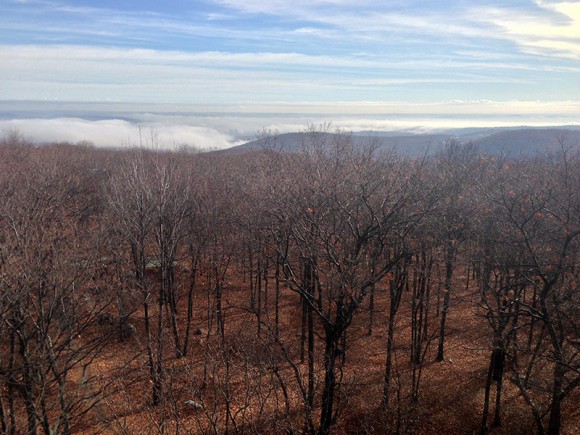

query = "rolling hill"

[{"left": 220, "top": 127, "right": 580, "bottom": 157}]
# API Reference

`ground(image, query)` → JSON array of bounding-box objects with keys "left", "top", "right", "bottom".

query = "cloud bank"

[
  {"left": 2, "top": 100, "right": 579, "bottom": 149},
  {"left": 0, "top": 118, "right": 242, "bottom": 150}
]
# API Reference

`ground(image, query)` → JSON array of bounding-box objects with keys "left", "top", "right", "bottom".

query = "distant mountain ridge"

[{"left": 221, "top": 127, "right": 580, "bottom": 157}]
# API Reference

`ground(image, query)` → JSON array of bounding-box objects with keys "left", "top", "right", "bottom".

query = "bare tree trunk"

[
  {"left": 423, "top": 255, "right": 433, "bottom": 340},
  {"left": 367, "top": 280, "right": 375, "bottom": 336},
  {"left": 257, "top": 258, "right": 262, "bottom": 337},
  {"left": 411, "top": 254, "right": 424, "bottom": 365},
  {"left": 300, "top": 293, "right": 307, "bottom": 364},
  {"left": 7, "top": 327, "right": 16, "bottom": 435},
  {"left": 0, "top": 389, "right": 6, "bottom": 435},
  {"left": 249, "top": 248, "right": 255, "bottom": 311},
  {"left": 480, "top": 350, "right": 495, "bottom": 435},
  {"left": 263, "top": 262, "right": 269, "bottom": 315},
  {"left": 182, "top": 254, "right": 197, "bottom": 356},
  {"left": 18, "top": 334, "right": 39, "bottom": 435},
  {"left": 155, "top": 283, "right": 165, "bottom": 407},
  {"left": 493, "top": 366, "right": 504, "bottom": 428},
  {"left": 304, "top": 258, "right": 315, "bottom": 432},
  {"left": 382, "top": 264, "right": 406, "bottom": 409},
  {"left": 143, "top": 295, "right": 161, "bottom": 405},
  {"left": 319, "top": 330, "right": 339, "bottom": 435},
  {"left": 215, "top": 281, "right": 225, "bottom": 339},
  {"left": 437, "top": 240, "right": 455, "bottom": 362},
  {"left": 382, "top": 302, "right": 396, "bottom": 409},
  {"left": 548, "top": 361, "right": 565, "bottom": 435},
  {"left": 275, "top": 254, "right": 281, "bottom": 340},
  {"left": 165, "top": 263, "right": 183, "bottom": 358}
]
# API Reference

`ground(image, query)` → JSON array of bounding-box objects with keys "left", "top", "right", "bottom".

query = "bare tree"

[
  {"left": 0, "top": 144, "right": 113, "bottom": 434},
  {"left": 475, "top": 143, "right": 580, "bottom": 434},
  {"left": 433, "top": 140, "right": 477, "bottom": 362},
  {"left": 106, "top": 149, "right": 164, "bottom": 405},
  {"left": 258, "top": 129, "right": 427, "bottom": 433}
]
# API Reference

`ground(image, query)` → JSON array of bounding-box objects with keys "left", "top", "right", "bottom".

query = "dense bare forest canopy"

[{"left": 0, "top": 130, "right": 578, "bottom": 434}]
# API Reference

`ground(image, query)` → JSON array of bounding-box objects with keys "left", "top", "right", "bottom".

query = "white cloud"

[
  {"left": 473, "top": 1, "right": 580, "bottom": 59},
  {"left": 0, "top": 44, "right": 381, "bottom": 69},
  {"left": 0, "top": 118, "right": 240, "bottom": 149},
  {"left": 3, "top": 43, "right": 577, "bottom": 105},
  {"left": 215, "top": 0, "right": 373, "bottom": 16},
  {"left": 217, "top": 0, "right": 580, "bottom": 60}
]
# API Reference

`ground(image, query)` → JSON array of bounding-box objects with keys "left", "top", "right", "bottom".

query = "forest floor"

[{"left": 83, "top": 268, "right": 580, "bottom": 434}]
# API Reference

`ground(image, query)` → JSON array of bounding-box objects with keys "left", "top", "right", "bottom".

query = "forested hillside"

[
  {"left": 0, "top": 131, "right": 578, "bottom": 434},
  {"left": 227, "top": 128, "right": 580, "bottom": 157}
]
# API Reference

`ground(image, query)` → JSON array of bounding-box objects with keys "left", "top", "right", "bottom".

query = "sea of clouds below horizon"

[{"left": 1, "top": 101, "right": 579, "bottom": 150}]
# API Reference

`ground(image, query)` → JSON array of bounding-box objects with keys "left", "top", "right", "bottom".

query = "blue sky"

[{"left": 0, "top": 0, "right": 579, "bottom": 147}]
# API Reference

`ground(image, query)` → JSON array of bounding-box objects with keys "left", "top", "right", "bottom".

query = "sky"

[{"left": 0, "top": 0, "right": 579, "bottom": 148}]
